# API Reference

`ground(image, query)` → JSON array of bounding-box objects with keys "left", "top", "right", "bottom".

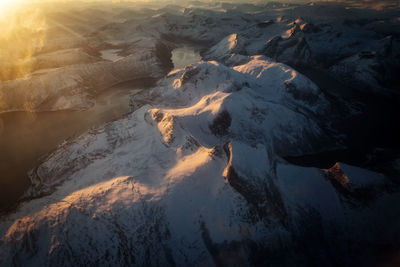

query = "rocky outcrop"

[{"left": 263, "top": 34, "right": 312, "bottom": 66}]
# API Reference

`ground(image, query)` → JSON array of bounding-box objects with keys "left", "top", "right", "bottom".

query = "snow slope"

[{"left": 1, "top": 56, "right": 398, "bottom": 266}]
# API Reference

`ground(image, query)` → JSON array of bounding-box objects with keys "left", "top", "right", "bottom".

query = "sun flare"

[
  {"left": 0, "top": 0, "right": 13, "bottom": 9},
  {"left": 0, "top": 0, "right": 24, "bottom": 19}
]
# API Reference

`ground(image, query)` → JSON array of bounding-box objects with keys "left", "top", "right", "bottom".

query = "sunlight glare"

[
  {"left": 0, "top": 0, "right": 47, "bottom": 81},
  {"left": 0, "top": 0, "right": 23, "bottom": 20}
]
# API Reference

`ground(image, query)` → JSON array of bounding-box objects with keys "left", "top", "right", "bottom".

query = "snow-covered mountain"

[
  {"left": 1, "top": 0, "right": 399, "bottom": 112},
  {"left": 1, "top": 55, "right": 399, "bottom": 266},
  {"left": 1, "top": 1, "right": 399, "bottom": 266}
]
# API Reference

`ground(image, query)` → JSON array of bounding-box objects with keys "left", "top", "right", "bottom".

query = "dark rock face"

[
  {"left": 181, "top": 67, "right": 200, "bottom": 85},
  {"left": 210, "top": 110, "right": 232, "bottom": 137},
  {"left": 223, "top": 143, "right": 288, "bottom": 227},
  {"left": 300, "top": 23, "right": 321, "bottom": 33},
  {"left": 324, "top": 163, "right": 392, "bottom": 207},
  {"left": 285, "top": 82, "right": 319, "bottom": 105},
  {"left": 256, "top": 20, "right": 274, "bottom": 28},
  {"left": 200, "top": 220, "right": 246, "bottom": 267},
  {"left": 155, "top": 41, "right": 174, "bottom": 70},
  {"left": 264, "top": 35, "right": 312, "bottom": 66}
]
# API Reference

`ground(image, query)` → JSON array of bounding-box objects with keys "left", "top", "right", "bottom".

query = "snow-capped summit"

[{"left": 1, "top": 54, "right": 398, "bottom": 266}]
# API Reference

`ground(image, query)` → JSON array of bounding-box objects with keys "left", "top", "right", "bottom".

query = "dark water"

[
  {"left": 0, "top": 46, "right": 202, "bottom": 212},
  {"left": 0, "top": 83, "right": 141, "bottom": 212}
]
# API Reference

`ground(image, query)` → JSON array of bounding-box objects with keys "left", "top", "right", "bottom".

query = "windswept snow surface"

[
  {"left": 1, "top": 56, "right": 399, "bottom": 266},
  {"left": 1, "top": 1, "right": 400, "bottom": 266}
]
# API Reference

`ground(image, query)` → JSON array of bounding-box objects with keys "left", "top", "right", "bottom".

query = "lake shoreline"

[{"left": 0, "top": 46, "right": 203, "bottom": 214}]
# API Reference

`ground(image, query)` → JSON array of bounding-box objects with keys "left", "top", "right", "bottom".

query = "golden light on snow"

[{"left": 167, "top": 147, "right": 213, "bottom": 180}]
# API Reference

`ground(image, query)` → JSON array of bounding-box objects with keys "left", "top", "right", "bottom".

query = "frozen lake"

[
  {"left": 100, "top": 49, "right": 124, "bottom": 62},
  {"left": 171, "top": 46, "right": 202, "bottom": 69}
]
